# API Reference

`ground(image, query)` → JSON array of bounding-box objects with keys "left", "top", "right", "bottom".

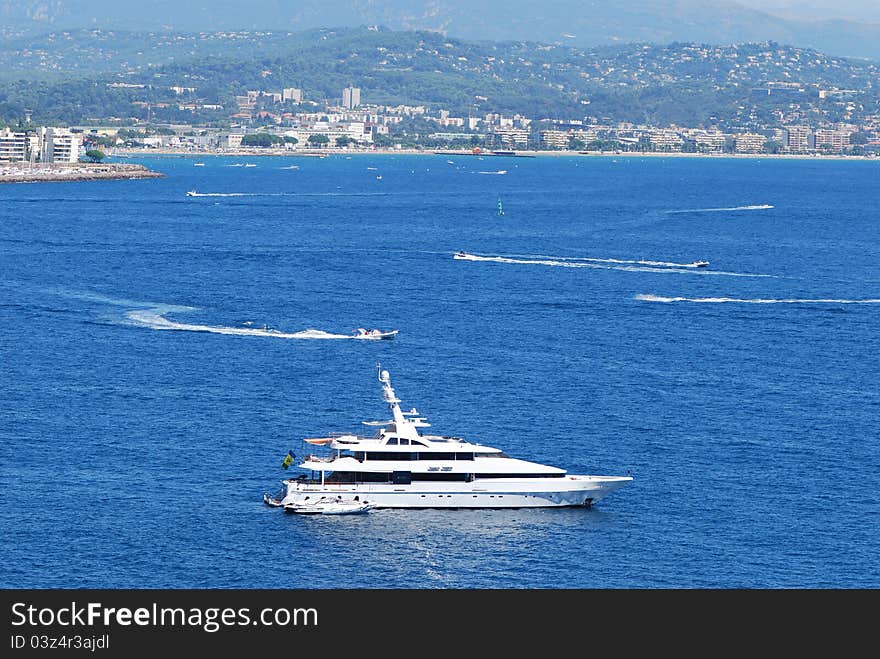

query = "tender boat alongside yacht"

[
  {"left": 283, "top": 497, "right": 373, "bottom": 515},
  {"left": 263, "top": 366, "right": 632, "bottom": 510}
]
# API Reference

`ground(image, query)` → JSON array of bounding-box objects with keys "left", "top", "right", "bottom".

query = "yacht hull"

[{"left": 278, "top": 475, "right": 632, "bottom": 509}]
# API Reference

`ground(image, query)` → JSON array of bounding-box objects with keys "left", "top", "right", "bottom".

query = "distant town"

[
  {"left": 3, "top": 83, "right": 880, "bottom": 164},
  {"left": 3, "top": 28, "right": 880, "bottom": 164}
]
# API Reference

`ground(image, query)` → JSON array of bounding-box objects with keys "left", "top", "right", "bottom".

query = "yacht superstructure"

[{"left": 264, "top": 366, "right": 632, "bottom": 509}]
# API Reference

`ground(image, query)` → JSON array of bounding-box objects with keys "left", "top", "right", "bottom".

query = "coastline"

[
  {"left": 111, "top": 146, "right": 878, "bottom": 162},
  {"left": 0, "top": 162, "right": 165, "bottom": 184}
]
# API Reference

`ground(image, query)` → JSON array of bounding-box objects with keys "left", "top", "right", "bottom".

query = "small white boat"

[
  {"left": 353, "top": 327, "right": 398, "bottom": 340},
  {"left": 691, "top": 260, "right": 710, "bottom": 268},
  {"left": 283, "top": 497, "right": 373, "bottom": 515},
  {"left": 194, "top": 162, "right": 205, "bottom": 167},
  {"left": 186, "top": 190, "right": 199, "bottom": 197},
  {"left": 263, "top": 492, "right": 285, "bottom": 507}
]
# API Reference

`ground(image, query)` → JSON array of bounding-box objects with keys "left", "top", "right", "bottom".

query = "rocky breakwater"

[{"left": 0, "top": 162, "right": 165, "bottom": 183}]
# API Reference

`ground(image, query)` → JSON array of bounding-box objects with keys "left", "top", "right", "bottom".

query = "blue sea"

[{"left": 2, "top": 153, "right": 878, "bottom": 588}]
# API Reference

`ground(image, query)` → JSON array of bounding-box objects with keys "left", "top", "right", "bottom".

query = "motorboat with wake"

[
  {"left": 353, "top": 327, "right": 398, "bottom": 340},
  {"left": 262, "top": 365, "right": 632, "bottom": 509}
]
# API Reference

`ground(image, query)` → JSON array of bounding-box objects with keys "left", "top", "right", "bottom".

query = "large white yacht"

[{"left": 264, "top": 366, "right": 632, "bottom": 509}]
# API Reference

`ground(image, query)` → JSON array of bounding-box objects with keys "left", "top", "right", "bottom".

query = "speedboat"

[
  {"left": 283, "top": 497, "right": 373, "bottom": 515},
  {"left": 263, "top": 365, "right": 632, "bottom": 509},
  {"left": 186, "top": 190, "right": 199, "bottom": 196},
  {"left": 691, "top": 260, "right": 710, "bottom": 268},
  {"left": 353, "top": 328, "right": 398, "bottom": 340}
]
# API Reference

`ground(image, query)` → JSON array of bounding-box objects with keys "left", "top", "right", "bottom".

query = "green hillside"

[{"left": 1, "top": 27, "right": 877, "bottom": 129}]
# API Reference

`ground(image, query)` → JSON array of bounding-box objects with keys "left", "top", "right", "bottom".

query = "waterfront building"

[
  {"left": 221, "top": 133, "right": 245, "bottom": 149},
  {"left": 734, "top": 132, "right": 768, "bottom": 153},
  {"left": 39, "top": 127, "right": 81, "bottom": 163},
  {"left": 539, "top": 130, "right": 570, "bottom": 148},
  {"left": 488, "top": 127, "right": 530, "bottom": 148},
  {"left": 785, "top": 125, "right": 814, "bottom": 153},
  {"left": 0, "top": 128, "right": 32, "bottom": 162},
  {"left": 686, "top": 129, "right": 727, "bottom": 152},
  {"left": 429, "top": 132, "right": 481, "bottom": 143},
  {"left": 283, "top": 88, "right": 303, "bottom": 103},
  {"left": 814, "top": 128, "right": 851, "bottom": 151},
  {"left": 647, "top": 129, "right": 685, "bottom": 151}
]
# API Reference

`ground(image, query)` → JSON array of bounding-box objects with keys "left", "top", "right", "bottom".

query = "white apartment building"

[
  {"left": 282, "top": 88, "right": 303, "bottom": 103},
  {"left": 0, "top": 128, "right": 32, "bottom": 161},
  {"left": 735, "top": 133, "right": 768, "bottom": 153},
  {"left": 814, "top": 128, "right": 851, "bottom": 151},
  {"left": 39, "top": 127, "right": 81, "bottom": 163},
  {"left": 222, "top": 133, "right": 245, "bottom": 148},
  {"left": 785, "top": 125, "right": 814, "bottom": 153},
  {"left": 539, "top": 130, "right": 570, "bottom": 148},
  {"left": 489, "top": 127, "right": 530, "bottom": 148},
  {"left": 647, "top": 129, "right": 685, "bottom": 150},
  {"left": 686, "top": 129, "right": 727, "bottom": 152},
  {"left": 342, "top": 87, "right": 361, "bottom": 109},
  {"left": 286, "top": 122, "right": 374, "bottom": 146}
]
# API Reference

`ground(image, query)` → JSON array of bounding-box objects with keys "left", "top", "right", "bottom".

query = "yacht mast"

[{"left": 377, "top": 364, "right": 420, "bottom": 440}]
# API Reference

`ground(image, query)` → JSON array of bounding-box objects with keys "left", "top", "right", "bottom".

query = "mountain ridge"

[{"left": 2, "top": 1, "right": 880, "bottom": 60}]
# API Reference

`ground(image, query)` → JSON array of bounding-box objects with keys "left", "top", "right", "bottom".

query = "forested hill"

[{"left": 1, "top": 27, "right": 878, "bottom": 128}]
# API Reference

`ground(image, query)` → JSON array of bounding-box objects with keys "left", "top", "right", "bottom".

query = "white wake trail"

[
  {"left": 635, "top": 294, "right": 880, "bottom": 304},
  {"left": 126, "top": 308, "right": 387, "bottom": 340},
  {"left": 455, "top": 252, "right": 772, "bottom": 277},
  {"left": 665, "top": 204, "right": 774, "bottom": 214},
  {"left": 186, "top": 192, "right": 255, "bottom": 197},
  {"left": 186, "top": 191, "right": 391, "bottom": 198},
  {"left": 39, "top": 289, "right": 384, "bottom": 337},
  {"left": 512, "top": 253, "right": 708, "bottom": 269}
]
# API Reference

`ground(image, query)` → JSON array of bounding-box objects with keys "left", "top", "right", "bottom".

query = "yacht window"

[
  {"left": 412, "top": 473, "right": 471, "bottom": 482},
  {"left": 475, "top": 473, "right": 565, "bottom": 479},
  {"left": 386, "top": 438, "right": 399, "bottom": 445},
  {"left": 399, "top": 438, "right": 410, "bottom": 445},
  {"left": 411, "top": 440, "right": 427, "bottom": 447},
  {"left": 325, "top": 471, "right": 392, "bottom": 484},
  {"left": 392, "top": 471, "right": 412, "bottom": 485},
  {"left": 365, "top": 452, "right": 417, "bottom": 461}
]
